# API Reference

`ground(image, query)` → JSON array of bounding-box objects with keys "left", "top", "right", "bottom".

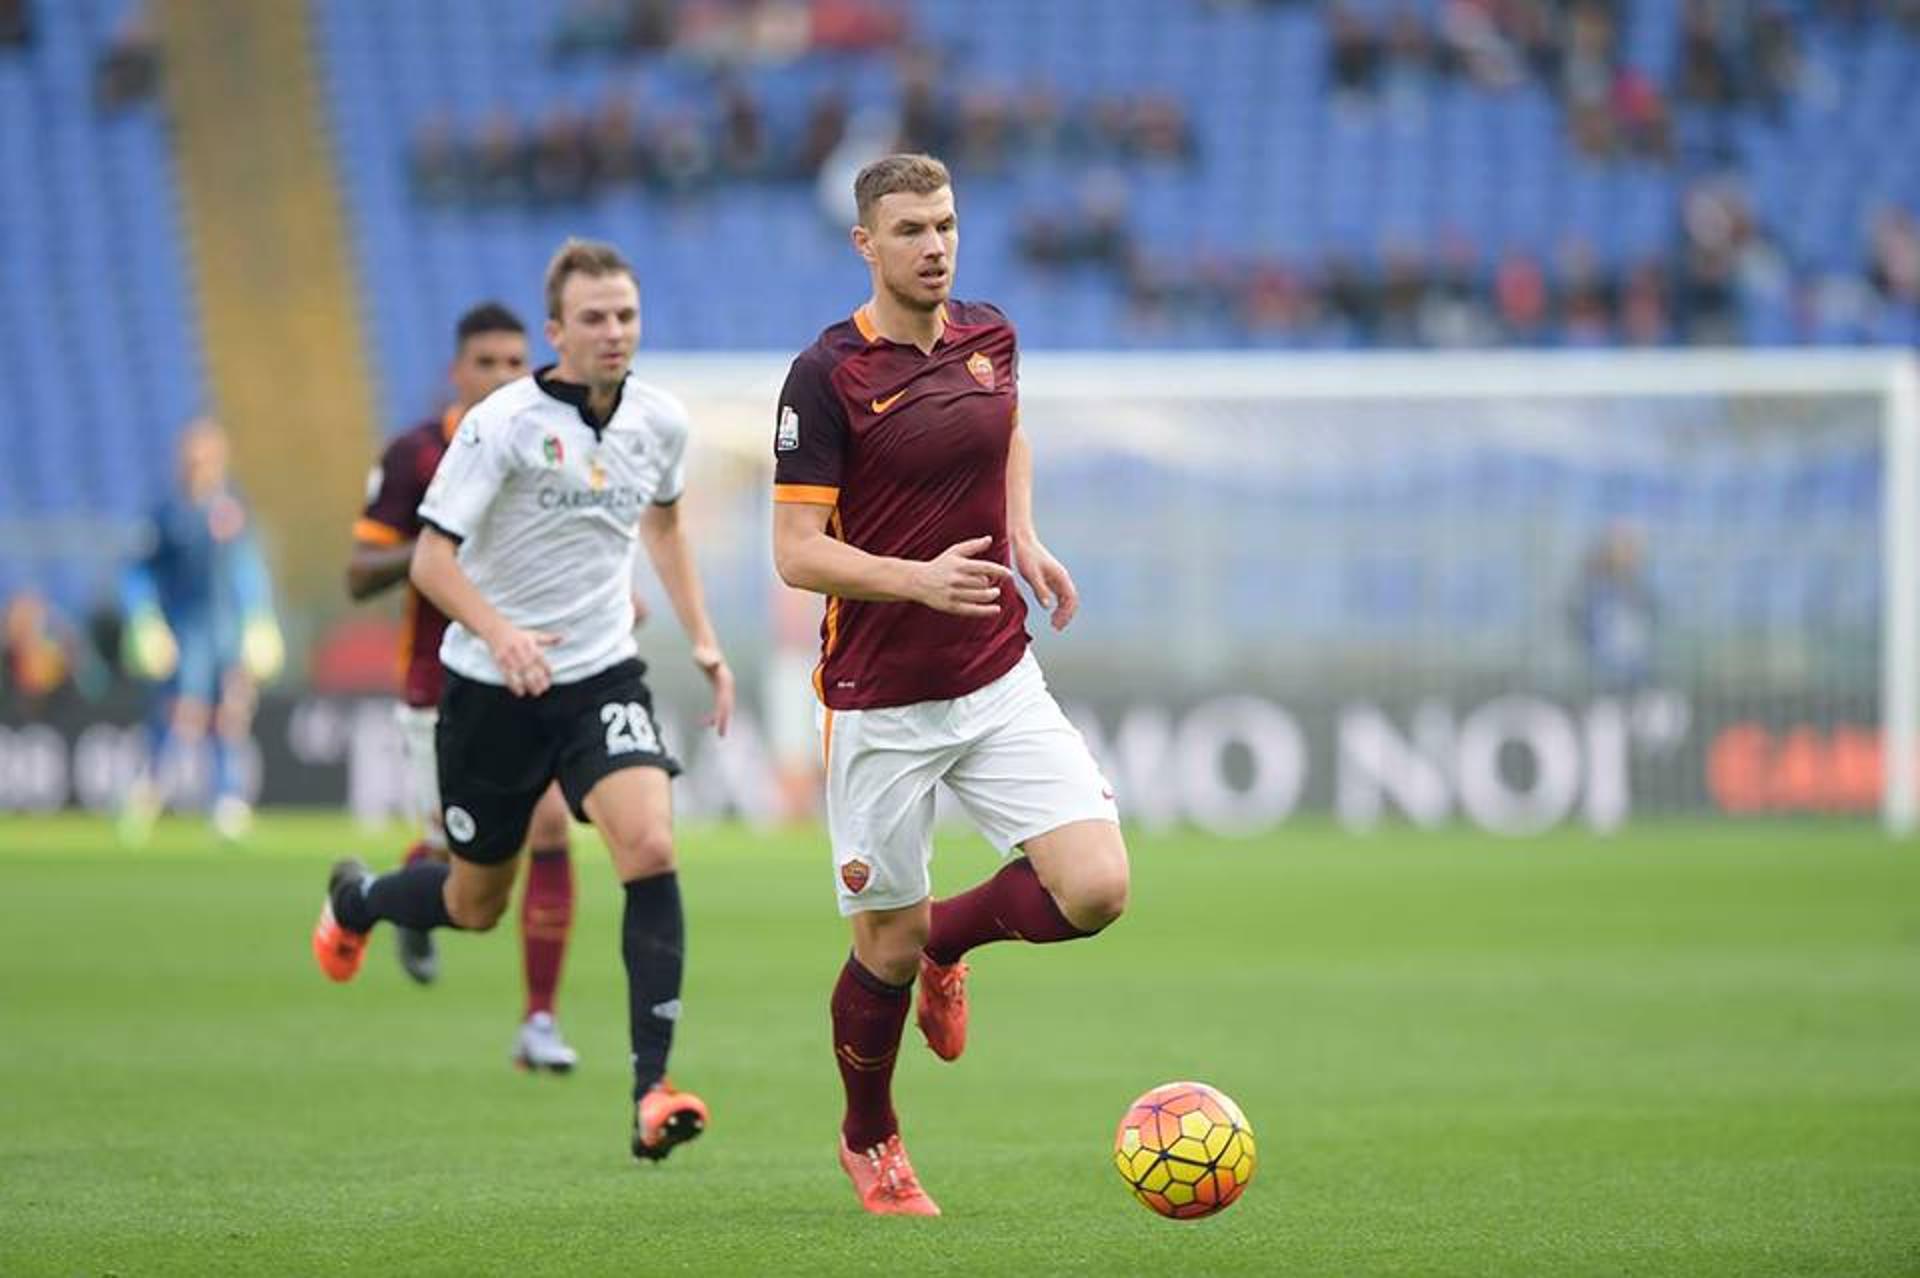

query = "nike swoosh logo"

[{"left": 870, "top": 390, "right": 907, "bottom": 414}]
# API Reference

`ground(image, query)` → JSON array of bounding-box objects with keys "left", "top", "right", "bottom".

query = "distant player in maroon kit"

[
  {"left": 771, "top": 154, "right": 1131, "bottom": 1215},
  {"left": 347, "top": 302, "right": 581, "bottom": 1073}
]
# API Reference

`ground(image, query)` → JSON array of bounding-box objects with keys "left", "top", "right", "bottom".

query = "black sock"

[
  {"left": 622, "top": 871, "right": 684, "bottom": 1100},
  {"left": 337, "top": 861, "right": 454, "bottom": 933}
]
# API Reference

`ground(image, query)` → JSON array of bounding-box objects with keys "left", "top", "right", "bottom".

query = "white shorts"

[
  {"left": 818, "top": 650, "right": 1119, "bottom": 916},
  {"left": 395, "top": 703, "right": 445, "bottom": 847}
]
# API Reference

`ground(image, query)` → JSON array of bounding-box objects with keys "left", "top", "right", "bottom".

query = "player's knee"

[
  {"left": 170, "top": 702, "right": 210, "bottom": 740},
  {"left": 213, "top": 705, "right": 249, "bottom": 740},
  {"left": 1059, "top": 852, "right": 1128, "bottom": 932},
  {"left": 860, "top": 933, "right": 925, "bottom": 987},
  {"left": 612, "top": 825, "right": 675, "bottom": 880},
  {"left": 851, "top": 911, "right": 930, "bottom": 985},
  {"left": 447, "top": 889, "right": 510, "bottom": 931},
  {"left": 527, "top": 806, "right": 572, "bottom": 851},
  {"left": 1067, "top": 863, "right": 1129, "bottom": 932}
]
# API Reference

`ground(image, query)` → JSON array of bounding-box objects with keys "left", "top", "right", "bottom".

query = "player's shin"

[
  {"left": 621, "top": 871, "right": 684, "bottom": 1098},
  {"left": 522, "top": 846, "right": 574, "bottom": 1017},
  {"left": 831, "top": 955, "right": 911, "bottom": 1149},
  {"left": 341, "top": 860, "right": 455, "bottom": 932}
]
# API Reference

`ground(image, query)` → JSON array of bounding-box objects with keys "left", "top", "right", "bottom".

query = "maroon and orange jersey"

[
  {"left": 773, "top": 300, "right": 1029, "bottom": 710},
  {"left": 356, "top": 408, "right": 460, "bottom": 707}
]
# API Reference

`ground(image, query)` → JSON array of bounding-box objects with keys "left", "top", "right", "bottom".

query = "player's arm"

[
  {"left": 770, "top": 355, "right": 1009, "bottom": 615},
  {"left": 638, "top": 500, "right": 733, "bottom": 735},
  {"left": 412, "top": 417, "right": 558, "bottom": 697},
  {"left": 345, "top": 535, "right": 414, "bottom": 601},
  {"left": 771, "top": 500, "right": 1009, "bottom": 616},
  {"left": 118, "top": 523, "right": 177, "bottom": 679},
  {"left": 1005, "top": 415, "right": 1078, "bottom": 631},
  {"left": 409, "top": 526, "right": 559, "bottom": 697},
  {"left": 348, "top": 438, "right": 428, "bottom": 601},
  {"left": 228, "top": 524, "right": 285, "bottom": 681}
]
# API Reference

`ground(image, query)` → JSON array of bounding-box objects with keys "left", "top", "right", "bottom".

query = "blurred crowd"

[
  {"left": 1019, "top": 0, "right": 1920, "bottom": 343},
  {"left": 388, "top": 0, "right": 1920, "bottom": 346},
  {"left": 93, "top": 1, "right": 160, "bottom": 111},
  {"left": 1, "top": 590, "right": 114, "bottom": 709},
  {"left": 1325, "top": 0, "right": 1679, "bottom": 161},
  {"left": 409, "top": 52, "right": 1193, "bottom": 207},
  {"left": 1320, "top": 0, "right": 1920, "bottom": 132},
  {"left": 0, "top": 0, "right": 29, "bottom": 48},
  {"left": 1029, "top": 176, "right": 1920, "bottom": 345},
  {"left": 550, "top": 0, "right": 906, "bottom": 60}
]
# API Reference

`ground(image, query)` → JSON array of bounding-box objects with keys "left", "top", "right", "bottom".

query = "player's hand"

[
  {"left": 487, "top": 625, "right": 561, "bottom": 698},
  {"left": 1014, "top": 538, "right": 1079, "bottom": 631},
  {"left": 123, "top": 609, "right": 178, "bottom": 681},
  {"left": 241, "top": 614, "right": 285, "bottom": 682},
  {"left": 914, "top": 535, "right": 1013, "bottom": 617},
  {"left": 691, "top": 643, "right": 734, "bottom": 737},
  {"left": 631, "top": 592, "right": 651, "bottom": 630}
]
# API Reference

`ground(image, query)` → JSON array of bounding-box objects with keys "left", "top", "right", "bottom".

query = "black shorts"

[{"left": 435, "top": 658, "right": 681, "bottom": 865}]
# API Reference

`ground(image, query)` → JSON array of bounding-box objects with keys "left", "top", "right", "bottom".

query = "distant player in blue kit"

[{"left": 119, "top": 418, "right": 285, "bottom": 843}]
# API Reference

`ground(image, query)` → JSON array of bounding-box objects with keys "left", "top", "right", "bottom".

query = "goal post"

[{"left": 1885, "top": 352, "right": 1920, "bottom": 834}]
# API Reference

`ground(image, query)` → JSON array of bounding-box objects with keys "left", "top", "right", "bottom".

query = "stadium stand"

[
  {"left": 0, "top": 0, "right": 204, "bottom": 618},
  {"left": 301, "top": 0, "right": 1920, "bottom": 422}
]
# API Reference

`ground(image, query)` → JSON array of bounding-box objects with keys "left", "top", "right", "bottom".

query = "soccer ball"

[{"left": 1112, "top": 1081, "right": 1256, "bottom": 1220}]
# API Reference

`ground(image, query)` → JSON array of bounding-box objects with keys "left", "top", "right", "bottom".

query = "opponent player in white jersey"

[{"left": 312, "top": 239, "right": 735, "bottom": 1163}]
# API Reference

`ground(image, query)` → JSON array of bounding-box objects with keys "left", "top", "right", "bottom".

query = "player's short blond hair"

[
  {"left": 544, "top": 238, "right": 636, "bottom": 320},
  {"left": 854, "top": 153, "right": 952, "bottom": 227}
]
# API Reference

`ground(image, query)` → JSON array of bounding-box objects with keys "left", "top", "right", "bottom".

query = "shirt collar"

[{"left": 534, "top": 364, "right": 625, "bottom": 435}]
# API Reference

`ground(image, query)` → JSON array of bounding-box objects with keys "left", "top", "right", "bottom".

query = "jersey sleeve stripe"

[
  {"left": 353, "top": 517, "right": 407, "bottom": 546},
  {"left": 420, "top": 515, "right": 466, "bottom": 544},
  {"left": 773, "top": 484, "right": 841, "bottom": 505},
  {"left": 810, "top": 507, "right": 846, "bottom": 701}
]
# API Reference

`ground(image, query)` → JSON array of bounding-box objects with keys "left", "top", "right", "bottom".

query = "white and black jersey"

[{"left": 419, "top": 367, "right": 689, "bottom": 687}]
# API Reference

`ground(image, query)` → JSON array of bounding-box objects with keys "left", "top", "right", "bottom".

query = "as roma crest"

[
  {"left": 967, "top": 351, "right": 995, "bottom": 389},
  {"left": 840, "top": 858, "right": 871, "bottom": 894}
]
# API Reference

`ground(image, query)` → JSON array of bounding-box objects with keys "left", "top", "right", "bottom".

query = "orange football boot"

[
  {"left": 632, "top": 1080, "right": 709, "bottom": 1162},
  {"left": 311, "top": 857, "right": 372, "bottom": 983},
  {"left": 915, "top": 955, "right": 969, "bottom": 1061},
  {"left": 839, "top": 1133, "right": 941, "bottom": 1216}
]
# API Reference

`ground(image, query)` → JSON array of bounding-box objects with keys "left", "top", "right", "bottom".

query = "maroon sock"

[
  {"left": 402, "top": 840, "right": 434, "bottom": 870},
  {"left": 832, "top": 956, "right": 910, "bottom": 1150},
  {"left": 521, "top": 846, "right": 574, "bottom": 1018},
  {"left": 924, "top": 857, "right": 1091, "bottom": 967}
]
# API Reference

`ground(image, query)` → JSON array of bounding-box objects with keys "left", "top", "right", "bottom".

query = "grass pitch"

[{"left": 1, "top": 815, "right": 1916, "bottom": 1275}]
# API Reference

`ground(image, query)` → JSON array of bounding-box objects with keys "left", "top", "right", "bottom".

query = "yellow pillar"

[{"left": 159, "top": 0, "right": 378, "bottom": 628}]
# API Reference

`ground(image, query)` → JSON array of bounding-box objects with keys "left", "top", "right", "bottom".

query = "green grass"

[{"left": 2, "top": 815, "right": 1917, "bottom": 1276}]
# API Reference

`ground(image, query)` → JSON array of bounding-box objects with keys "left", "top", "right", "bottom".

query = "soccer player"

[
  {"left": 771, "top": 153, "right": 1130, "bottom": 1216},
  {"left": 347, "top": 302, "right": 580, "bottom": 1072},
  {"left": 312, "top": 239, "right": 735, "bottom": 1162},
  {"left": 119, "top": 418, "right": 284, "bottom": 843}
]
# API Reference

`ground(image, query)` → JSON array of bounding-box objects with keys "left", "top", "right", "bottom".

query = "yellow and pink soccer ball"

[{"left": 1112, "top": 1081, "right": 1256, "bottom": 1220}]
